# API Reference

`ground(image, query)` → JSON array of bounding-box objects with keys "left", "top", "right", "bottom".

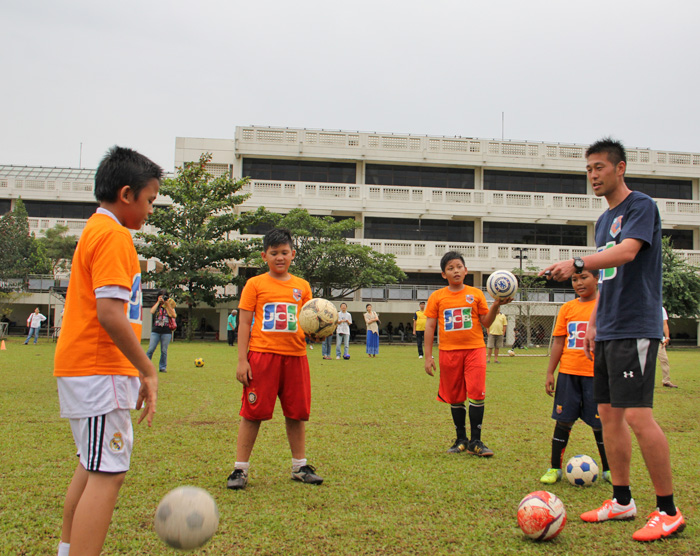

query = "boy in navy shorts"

[
  {"left": 227, "top": 228, "right": 323, "bottom": 489},
  {"left": 543, "top": 138, "right": 684, "bottom": 542},
  {"left": 540, "top": 269, "right": 610, "bottom": 484}
]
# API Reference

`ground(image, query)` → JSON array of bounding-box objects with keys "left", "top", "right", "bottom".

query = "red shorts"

[
  {"left": 437, "top": 348, "right": 486, "bottom": 404},
  {"left": 240, "top": 351, "right": 311, "bottom": 421}
]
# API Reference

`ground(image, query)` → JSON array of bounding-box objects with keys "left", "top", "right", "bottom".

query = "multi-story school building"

[{"left": 2, "top": 126, "right": 700, "bottom": 343}]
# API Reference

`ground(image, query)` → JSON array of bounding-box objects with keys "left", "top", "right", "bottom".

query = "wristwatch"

[{"left": 573, "top": 257, "right": 585, "bottom": 273}]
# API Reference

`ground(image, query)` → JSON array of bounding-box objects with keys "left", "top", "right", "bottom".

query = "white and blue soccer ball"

[
  {"left": 486, "top": 270, "right": 518, "bottom": 299},
  {"left": 565, "top": 455, "right": 599, "bottom": 486}
]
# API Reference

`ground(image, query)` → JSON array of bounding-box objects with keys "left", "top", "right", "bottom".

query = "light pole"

[
  {"left": 513, "top": 247, "right": 528, "bottom": 287},
  {"left": 513, "top": 247, "right": 528, "bottom": 348}
]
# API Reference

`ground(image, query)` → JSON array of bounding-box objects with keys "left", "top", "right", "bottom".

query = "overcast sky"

[{"left": 2, "top": 0, "right": 699, "bottom": 171}]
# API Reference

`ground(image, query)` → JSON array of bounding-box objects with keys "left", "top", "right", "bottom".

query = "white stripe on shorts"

[
  {"left": 87, "top": 415, "right": 106, "bottom": 471},
  {"left": 637, "top": 338, "right": 650, "bottom": 376}
]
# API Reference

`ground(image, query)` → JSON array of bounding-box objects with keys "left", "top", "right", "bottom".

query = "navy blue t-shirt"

[{"left": 594, "top": 190, "right": 663, "bottom": 341}]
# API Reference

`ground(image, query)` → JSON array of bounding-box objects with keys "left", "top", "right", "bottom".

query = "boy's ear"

[{"left": 119, "top": 185, "right": 132, "bottom": 203}]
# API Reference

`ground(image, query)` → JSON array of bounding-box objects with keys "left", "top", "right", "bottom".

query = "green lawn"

[{"left": 0, "top": 338, "right": 698, "bottom": 555}]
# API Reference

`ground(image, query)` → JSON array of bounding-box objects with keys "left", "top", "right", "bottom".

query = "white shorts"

[{"left": 69, "top": 409, "right": 134, "bottom": 473}]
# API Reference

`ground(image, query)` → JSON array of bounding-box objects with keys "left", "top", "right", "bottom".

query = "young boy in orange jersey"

[
  {"left": 53, "top": 147, "right": 162, "bottom": 556},
  {"left": 227, "top": 228, "right": 323, "bottom": 490},
  {"left": 424, "top": 251, "right": 512, "bottom": 456},
  {"left": 540, "top": 269, "right": 611, "bottom": 484}
]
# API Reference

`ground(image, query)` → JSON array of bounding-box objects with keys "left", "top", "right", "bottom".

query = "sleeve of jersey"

[
  {"left": 477, "top": 290, "right": 489, "bottom": 315},
  {"left": 424, "top": 293, "right": 439, "bottom": 319},
  {"left": 302, "top": 281, "right": 313, "bottom": 305},
  {"left": 238, "top": 280, "right": 257, "bottom": 312},
  {"left": 552, "top": 303, "right": 569, "bottom": 337},
  {"left": 621, "top": 196, "right": 656, "bottom": 246},
  {"left": 91, "top": 231, "right": 134, "bottom": 291}
]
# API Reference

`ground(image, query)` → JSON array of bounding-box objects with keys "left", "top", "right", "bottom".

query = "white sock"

[
  {"left": 292, "top": 458, "right": 307, "bottom": 471},
  {"left": 57, "top": 542, "right": 70, "bottom": 556},
  {"left": 234, "top": 461, "right": 250, "bottom": 472}
]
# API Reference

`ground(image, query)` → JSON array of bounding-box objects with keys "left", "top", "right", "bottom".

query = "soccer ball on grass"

[
  {"left": 298, "top": 298, "right": 338, "bottom": 338},
  {"left": 194, "top": 358, "right": 204, "bottom": 368},
  {"left": 154, "top": 486, "right": 219, "bottom": 550},
  {"left": 517, "top": 490, "right": 566, "bottom": 541},
  {"left": 565, "top": 454, "right": 599, "bottom": 486}
]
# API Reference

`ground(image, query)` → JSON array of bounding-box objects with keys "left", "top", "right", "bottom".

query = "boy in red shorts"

[
  {"left": 227, "top": 228, "right": 323, "bottom": 489},
  {"left": 540, "top": 269, "right": 611, "bottom": 484},
  {"left": 424, "top": 251, "right": 512, "bottom": 456}
]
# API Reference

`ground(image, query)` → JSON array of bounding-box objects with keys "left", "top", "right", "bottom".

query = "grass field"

[{"left": 1, "top": 338, "right": 698, "bottom": 555}]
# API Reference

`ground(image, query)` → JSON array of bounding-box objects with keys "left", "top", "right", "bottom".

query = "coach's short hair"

[
  {"left": 94, "top": 146, "right": 163, "bottom": 202},
  {"left": 586, "top": 137, "right": 627, "bottom": 167}
]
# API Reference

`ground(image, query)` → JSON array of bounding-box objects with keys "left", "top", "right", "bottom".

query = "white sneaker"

[
  {"left": 419, "top": 355, "right": 423, "bottom": 359},
  {"left": 336, "top": 356, "right": 340, "bottom": 359}
]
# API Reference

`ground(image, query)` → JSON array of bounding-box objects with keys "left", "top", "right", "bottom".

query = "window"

[
  {"left": 244, "top": 214, "right": 356, "bottom": 238},
  {"left": 24, "top": 200, "right": 98, "bottom": 219},
  {"left": 365, "top": 164, "right": 474, "bottom": 189},
  {"left": 484, "top": 170, "right": 587, "bottom": 194},
  {"left": 0, "top": 199, "right": 11, "bottom": 215},
  {"left": 662, "top": 229, "right": 694, "bottom": 250},
  {"left": 365, "top": 217, "right": 474, "bottom": 242},
  {"left": 403, "top": 272, "right": 472, "bottom": 286},
  {"left": 483, "top": 222, "right": 587, "bottom": 246},
  {"left": 243, "top": 159, "right": 356, "bottom": 183},
  {"left": 627, "top": 178, "right": 692, "bottom": 200}
]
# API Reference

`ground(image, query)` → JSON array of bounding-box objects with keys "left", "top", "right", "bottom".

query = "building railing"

[{"left": 237, "top": 126, "right": 700, "bottom": 169}]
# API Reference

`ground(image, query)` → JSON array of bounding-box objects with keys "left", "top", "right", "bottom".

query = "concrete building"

[{"left": 2, "top": 125, "right": 700, "bottom": 342}]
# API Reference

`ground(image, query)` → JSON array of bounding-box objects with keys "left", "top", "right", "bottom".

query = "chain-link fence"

[{"left": 498, "top": 301, "right": 565, "bottom": 357}]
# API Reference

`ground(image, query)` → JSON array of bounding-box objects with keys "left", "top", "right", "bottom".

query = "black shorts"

[
  {"left": 551, "top": 373, "right": 600, "bottom": 428},
  {"left": 594, "top": 339, "right": 658, "bottom": 408}
]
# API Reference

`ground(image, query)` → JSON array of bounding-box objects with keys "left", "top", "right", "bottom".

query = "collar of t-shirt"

[{"left": 96, "top": 207, "right": 121, "bottom": 225}]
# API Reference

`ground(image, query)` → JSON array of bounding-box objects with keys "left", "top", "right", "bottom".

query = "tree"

[
  {"left": 136, "top": 153, "right": 267, "bottom": 339},
  {"left": 250, "top": 208, "right": 406, "bottom": 298},
  {"left": 0, "top": 199, "right": 33, "bottom": 283},
  {"left": 510, "top": 263, "right": 547, "bottom": 300},
  {"left": 661, "top": 236, "right": 700, "bottom": 319},
  {"left": 39, "top": 224, "right": 77, "bottom": 277}
]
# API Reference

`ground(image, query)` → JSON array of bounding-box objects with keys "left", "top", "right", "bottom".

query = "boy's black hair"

[
  {"left": 263, "top": 227, "right": 294, "bottom": 251},
  {"left": 94, "top": 146, "right": 163, "bottom": 202},
  {"left": 440, "top": 250, "right": 465, "bottom": 272},
  {"left": 585, "top": 137, "right": 627, "bottom": 167},
  {"left": 574, "top": 268, "right": 599, "bottom": 278}
]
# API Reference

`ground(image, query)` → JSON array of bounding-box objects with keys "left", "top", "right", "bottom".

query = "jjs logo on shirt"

[
  {"left": 128, "top": 273, "right": 142, "bottom": 324},
  {"left": 262, "top": 303, "right": 298, "bottom": 332},
  {"left": 443, "top": 307, "right": 472, "bottom": 331},
  {"left": 567, "top": 321, "right": 587, "bottom": 349},
  {"left": 597, "top": 241, "right": 617, "bottom": 282}
]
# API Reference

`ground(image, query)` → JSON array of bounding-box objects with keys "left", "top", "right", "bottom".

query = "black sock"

[
  {"left": 551, "top": 423, "right": 571, "bottom": 469},
  {"left": 613, "top": 485, "right": 632, "bottom": 506},
  {"left": 450, "top": 404, "right": 467, "bottom": 440},
  {"left": 656, "top": 494, "right": 676, "bottom": 516},
  {"left": 592, "top": 428, "right": 609, "bottom": 472},
  {"left": 468, "top": 402, "right": 484, "bottom": 442}
]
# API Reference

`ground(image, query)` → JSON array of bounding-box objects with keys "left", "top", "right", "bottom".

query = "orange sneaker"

[
  {"left": 632, "top": 508, "right": 685, "bottom": 542},
  {"left": 580, "top": 498, "right": 637, "bottom": 522}
]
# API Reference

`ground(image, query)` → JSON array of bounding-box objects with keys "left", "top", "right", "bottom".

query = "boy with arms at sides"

[
  {"left": 54, "top": 147, "right": 162, "bottom": 556},
  {"left": 424, "top": 251, "right": 512, "bottom": 456},
  {"left": 543, "top": 138, "right": 684, "bottom": 542},
  {"left": 540, "top": 269, "right": 611, "bottom": 485},
  {"left": 227, "top": 228, "right": 323, "bottom": 490}
]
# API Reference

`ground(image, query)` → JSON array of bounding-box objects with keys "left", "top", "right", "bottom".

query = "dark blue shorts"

[
  {"left": 551, "top": 373, "right": 600, "bottom": 428},
  {"left": 594, "top": 339, "right": 658, "bottom": 408}
]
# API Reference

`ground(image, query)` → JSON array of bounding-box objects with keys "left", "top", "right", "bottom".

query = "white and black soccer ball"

[
  {"left": 565, "top": 454, "right": 599, "bottom": 486},
  {"left": 486, "top": 270, "right": 518, "bottom": 299},
  {"left": 154, "top": 486, "right": 219, "bottom": 550},
  {"left": 507, "top": 349, "right": 515, "bottom": 357},
  {"left": 298, "top": 298, "right": 339, "bottom": 338}
]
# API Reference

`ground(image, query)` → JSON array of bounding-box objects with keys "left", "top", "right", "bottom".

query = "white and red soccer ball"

[{"left": 517, "top": 490, "right": 566, "bottom": 541}]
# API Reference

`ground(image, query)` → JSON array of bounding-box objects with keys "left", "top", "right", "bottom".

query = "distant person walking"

[
  {"left": 413, "top": 301, "right": 427, "bottom": 359},
  {"left": 24, "top": 307, "right": 47, "bottom": 344},
  {"left": 364, "top": 304, "right": 380, "bottom": 357},
  {"left": 657, "top": 307, "right": 677, "bottom": 388},
  {"left": 487, "top": 307, "right": 508, "bottom": 364},
  {"left": 227, "top": 309, "right": 238, "bottom": 346}
]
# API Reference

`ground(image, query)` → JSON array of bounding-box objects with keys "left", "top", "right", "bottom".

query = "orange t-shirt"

[
  {"left": 425, "top": 286, "right": 489, "bottom": 351},
  {"left": 238, "top": 273, "right": 312, "bottom": 356},
  {"left": 54, "top": 213, "right": 143, "bottom": 377},
  {"left": 553, "top": 298, "right": 595, "bottom": 377}
]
